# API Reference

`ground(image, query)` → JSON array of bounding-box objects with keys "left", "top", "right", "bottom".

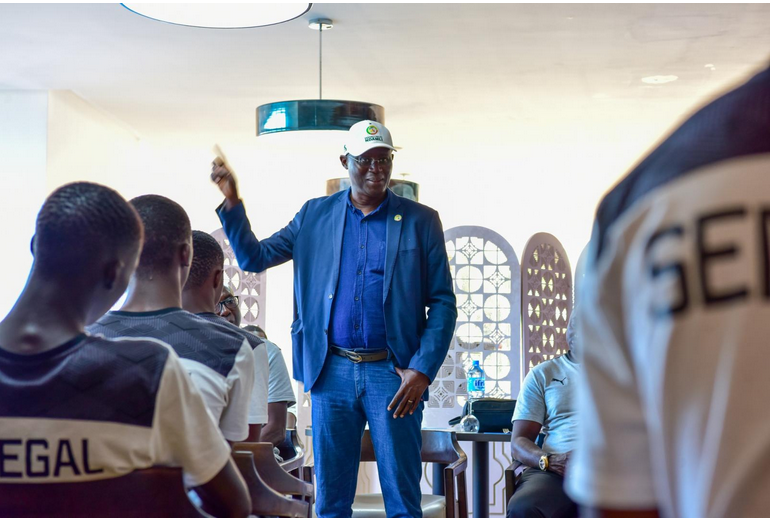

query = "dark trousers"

[{"left": 506, "top": 468, "right": 578, "bottom": 518}]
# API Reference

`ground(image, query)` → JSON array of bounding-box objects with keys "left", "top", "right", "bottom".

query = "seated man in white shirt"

[
  {"left": 243, "top": 325, "right": 298, "bottom": 447},
  {"left": 507, "top": 312, "right": 579, "bottom": 518},
  {"left": 0, "top": 182, "right": 249, "bottom": 517},
  {"left": 182, "top": 231, "right": 270, "bottom": 441}
]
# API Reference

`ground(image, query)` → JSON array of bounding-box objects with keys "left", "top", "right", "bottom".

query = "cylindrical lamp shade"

[
  {"left": 257, "top": 100, "right": 385, "bottom": 135},
  {"left": 326, "top": 178, "right": 419, "bottom": 202}
]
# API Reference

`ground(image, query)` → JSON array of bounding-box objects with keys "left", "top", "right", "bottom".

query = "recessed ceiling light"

[
  {"left": 641, "top": 75, "right": 679, "bottom": 85},
  {"left": 121, "top": 3, "right": 311, "bottom": 29}
]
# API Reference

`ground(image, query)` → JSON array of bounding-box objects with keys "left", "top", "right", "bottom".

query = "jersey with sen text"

[{"left": 565, "top": 67, "right": 770, "bottom": 517}]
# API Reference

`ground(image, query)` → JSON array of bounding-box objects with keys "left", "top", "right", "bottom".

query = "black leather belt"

[{"left": 330, "top": 346, "right": 389, "bottom": 363}]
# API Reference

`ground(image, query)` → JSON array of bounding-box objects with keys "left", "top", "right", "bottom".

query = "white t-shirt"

[
  {"left": 263, "top": 338, "right": 297, "bottom": 406},
  {"left": 512, "top": 353, "right": 578, "bottom": 455},
  {"left": 89, "top": 308, "right": 256, "bottom": 442},
  {"left": 565, "top": 68, "right": 770, "bottom": 518},
  {"left": 0, "top": 334, "right": 231, "bottom": 488}
]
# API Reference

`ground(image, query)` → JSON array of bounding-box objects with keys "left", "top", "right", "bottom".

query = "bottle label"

[{"left": 467, "top": 377, "right": 485, "bottom": 391}]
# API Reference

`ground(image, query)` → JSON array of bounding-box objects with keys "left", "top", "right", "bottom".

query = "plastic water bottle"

[
  {"left": 460, "top": 361, "right": 485, "bottom": 432},
  {"left": 467, "top": 360, "right": 485, "bottom": 399}
]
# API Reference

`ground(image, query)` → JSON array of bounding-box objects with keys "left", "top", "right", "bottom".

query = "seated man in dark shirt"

[{"left": 0, "top": 182, "right": 249, "bottom": 517}]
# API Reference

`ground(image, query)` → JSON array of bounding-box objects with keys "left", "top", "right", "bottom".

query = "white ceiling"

[{"left": 0, "top": 2, "right": 769, "bottom": 142}]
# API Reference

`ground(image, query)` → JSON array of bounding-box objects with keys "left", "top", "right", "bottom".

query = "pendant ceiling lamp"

[
  {"left": 121, "top": 3, "right": 312, "bottom": 29},
  {"left": 256, "top": 18, "right": 385, "bottom": 136}
]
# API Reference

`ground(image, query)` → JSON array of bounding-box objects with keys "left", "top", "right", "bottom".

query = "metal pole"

[
  {"left": 472, "top": 441, "right": 489, "bottom": 517},
  {"left": 318, "top": 24, "right": 322, "bottom": 99}
]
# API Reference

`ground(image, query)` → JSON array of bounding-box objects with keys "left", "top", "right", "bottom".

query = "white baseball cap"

[{"left": 343, "top": 120, "right": 396, "bottom": 157}]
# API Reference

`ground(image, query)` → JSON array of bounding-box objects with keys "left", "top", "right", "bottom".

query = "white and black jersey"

[
  {"left": 566, "top": 67, "right": 769, "bottom": 517},
  {"left": 88, "top": 308, "right": 255, "bottom": 442},
  {"left": 197, "top": 312, "right": 270, "bottom": 425},
  {"left": 0, "top": 334, "right": 231, "bottom": 487}
]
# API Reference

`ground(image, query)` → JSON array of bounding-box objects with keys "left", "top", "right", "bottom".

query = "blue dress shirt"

[{"left": 328, "top": 189, "right": 389, "bottom": 350}]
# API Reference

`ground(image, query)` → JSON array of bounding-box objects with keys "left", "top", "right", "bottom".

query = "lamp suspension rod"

[
  {"left": 318, "top": 23, "right": 322, "bottom": 99},
  {"left": 308, "top": 19, "right": 332, "bottom": 100}
]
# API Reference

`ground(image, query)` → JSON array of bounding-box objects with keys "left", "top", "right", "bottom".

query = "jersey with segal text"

[
  {"left": 0, "top": 334, "right": 230, "bottom": 487},
  {"left": 565, "top": 68, "right": 770, "bottom": 517}
]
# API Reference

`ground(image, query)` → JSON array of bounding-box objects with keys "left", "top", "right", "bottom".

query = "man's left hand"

[{"left": 387, "top": 368, "right": 430, "bottom": 419}]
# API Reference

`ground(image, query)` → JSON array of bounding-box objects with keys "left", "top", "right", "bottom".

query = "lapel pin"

[{"left": 394, "top": 214, "right": 402, "bottom": 222}]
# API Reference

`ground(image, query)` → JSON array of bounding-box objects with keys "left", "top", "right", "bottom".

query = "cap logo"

[{"left": 366, "top": 125, "right": 379, "bottom": 135}]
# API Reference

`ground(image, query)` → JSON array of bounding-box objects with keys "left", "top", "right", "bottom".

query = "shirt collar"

[{"left": 346, "top": 187, "right": 391, "bottom": 217}]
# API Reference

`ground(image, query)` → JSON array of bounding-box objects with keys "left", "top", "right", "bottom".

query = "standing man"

[
  {"left": 211, "top": 120, "right": 457, "bottom": 517},
  {"left": 566, "top": 67, "right": 769, "bottom": 517}
]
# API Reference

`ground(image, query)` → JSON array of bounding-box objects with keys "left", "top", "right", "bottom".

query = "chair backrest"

[
  {"left": 0, "top": 467, "right": 205, "bottom": 517},
  {"left": 360, "top": 429, "right": 465, "bottom": 464},
  {"left": 232, "top": 450, "right": 309, "bottom": 518},
  {"left": 286, "top": 411, "right": 298, "bottom": 430}
]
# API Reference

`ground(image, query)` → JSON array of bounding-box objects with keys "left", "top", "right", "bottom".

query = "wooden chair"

[
  {"left": 232, "top": 449, "right": 309, "bottom": 518},
  {"left": 505, "top": 460, "right": 529, "bottom": 504},
  {"left": 278, "top": 415, "right": 315, "bottom": 491},
  {"left": 352, "top": 429, "right": 469, "bottom": 518},
  {"left": 0, "top": 467, "right": 206, "bottom": 517},
  {"left": 233, "top": 442, "right": 314, "bottom": 517},
  {"left": 277, "top": 427, "right": 305, "bottom": 474}
]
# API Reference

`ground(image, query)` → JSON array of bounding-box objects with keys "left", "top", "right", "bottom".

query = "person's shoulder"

[
  {"left": 87, "top": 332, "right": 172, "bottom": 357},
  {"left": 239, "top": 328, "right": 265, "bottom": 351},
  {"left": 527, "top": 358, "right": 560, "bottom": 380},
  {"left": 80, "top": 335, "right": 173, "bottom": 390},
  {"left": 88, "top": 310, "right": 122, "bottom": 329},
  {"left": 167, "top": 310, "right": 248, "bottom": 355},
  {"left": 197, "top": 313, "right": 260, "bottom": 350},
  {"left": 594, "top": 67, "right": 769, "bottom": 258},
  {"left": 304, "top": 192, "right": 345, "bottom": 212},
  {"left": 262, "top": 338, "right": 281, "bottom": 360}
]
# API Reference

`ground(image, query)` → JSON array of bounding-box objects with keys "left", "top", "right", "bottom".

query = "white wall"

[{"left": 0, "top": 91, "right": 48, "bottom": 317}]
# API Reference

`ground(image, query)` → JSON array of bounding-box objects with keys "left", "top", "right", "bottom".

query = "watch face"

[{"left": 539, "top": 455, "right": 548, "bottom": 471}]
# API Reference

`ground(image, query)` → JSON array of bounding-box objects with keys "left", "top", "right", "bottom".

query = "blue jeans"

[{"left": 311, "top": 353, "right": 424, "bottom": 518}]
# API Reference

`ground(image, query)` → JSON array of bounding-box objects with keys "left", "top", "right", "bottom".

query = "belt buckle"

[{"left": 346, "top": 352, "right": 363, "bottom": 363}]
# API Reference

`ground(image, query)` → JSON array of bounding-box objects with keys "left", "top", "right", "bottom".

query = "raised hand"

[{"left": 210, "top": 157, "right": 240, "bottom": 209}]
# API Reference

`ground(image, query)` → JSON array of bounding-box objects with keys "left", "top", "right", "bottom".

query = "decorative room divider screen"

[
  {"left": 520, "top": 233, "right": 573, "bottom": 378},
  {"left": 211, "top": 228, "right": 267, "bottom": 329}
]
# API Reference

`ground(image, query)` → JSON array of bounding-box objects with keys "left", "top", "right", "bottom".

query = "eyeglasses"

[
  {"left": 350, "top": 154, "right": 393, "bottom": 168},
  {"left": 217, "top": 295, "right": 239, "bottom": 313}
]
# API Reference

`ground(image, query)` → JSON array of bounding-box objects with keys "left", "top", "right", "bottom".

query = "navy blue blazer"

[{"left": 217, "top": 189, "right": 457, "bottom": 393}]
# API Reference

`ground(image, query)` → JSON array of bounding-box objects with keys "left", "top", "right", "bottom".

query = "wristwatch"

[{"left": 538, "top": 454, "right": 551, "bottom": 472}]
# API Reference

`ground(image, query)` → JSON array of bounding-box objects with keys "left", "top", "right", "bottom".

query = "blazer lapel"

[
  {"left": 383, "top": 191, "right": 403, "bottom": 303},
  {"left": 330, "top": 190, "right": 348, "bottom": 293}
]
